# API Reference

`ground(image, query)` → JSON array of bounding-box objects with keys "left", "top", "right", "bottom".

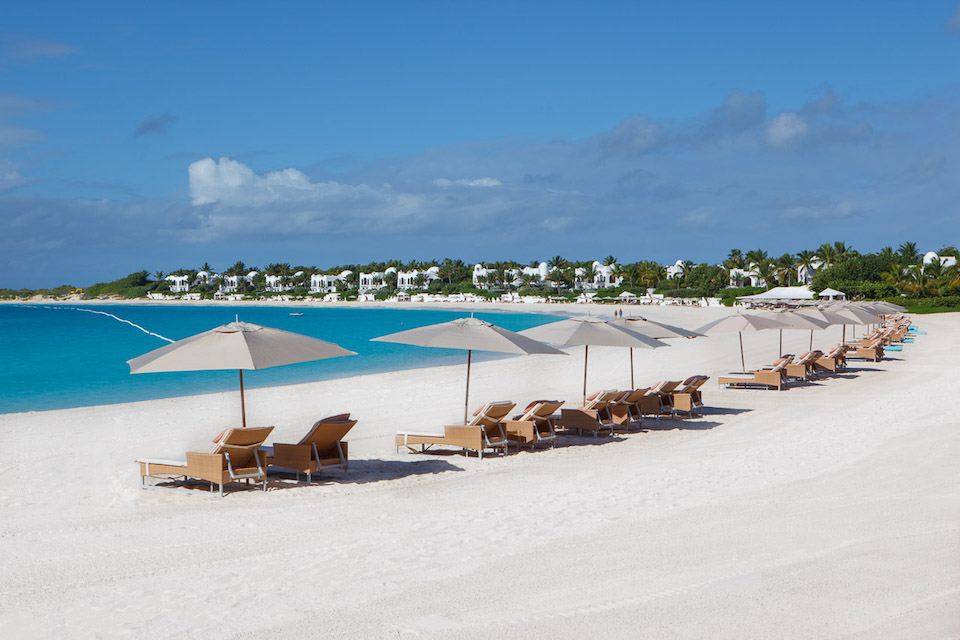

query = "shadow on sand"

[{"left": 267, "top": 458, "right": 463, "bottom": 488}]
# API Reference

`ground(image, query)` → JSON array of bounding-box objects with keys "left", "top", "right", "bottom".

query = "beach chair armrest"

[
  {"left": 186, "top": 451, "right": 224, "bottom": 484},
  {"left": 270, "top": 443, "right": 312, "bottom": 470}
]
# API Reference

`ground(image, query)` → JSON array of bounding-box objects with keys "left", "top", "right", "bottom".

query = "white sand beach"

[{"left": 1, "top": 305, "right": 958, "bottom": 639}]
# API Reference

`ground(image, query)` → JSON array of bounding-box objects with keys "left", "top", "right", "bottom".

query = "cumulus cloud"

[
  {"left": 598, "top": 115, "right": 662, "bottom": 156},
  {"left": 133, "top": 113, "right": 178, "bottom": 137},
  {"left": 765, "top": 113, "right": 808, "bottom": 148},
  {"left": 433, "top": 177, "right": 501, "bottom": 188}
]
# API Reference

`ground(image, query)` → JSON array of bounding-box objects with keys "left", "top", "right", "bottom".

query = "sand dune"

[{"left": 1, "top": 306, "right": 957, "bottom": 639}]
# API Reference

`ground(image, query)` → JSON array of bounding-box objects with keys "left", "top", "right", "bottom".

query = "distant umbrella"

[
  {"left": 756, "top": 309, "right": 829, "bottom": 355},
  {"left": 609, "top": 316, "right": 702, "bottom": 387},
  {"left": 371, "top": 317, "right": 565, "bottom": 424},
  {"left": 694, "top": 313, "right": 786, "bottom": 373},
  {"left": 520, "top": 316, "right": 667, "bottom": 401},
  {"left": 128, "top": 320, "right": 357, "bottom": 428}
]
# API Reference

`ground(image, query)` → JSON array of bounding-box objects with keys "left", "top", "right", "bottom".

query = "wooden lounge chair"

[
  {"left": 785, "top": 351, "right": 822, "bottom": 381},
  {"left": 815, "top": 345, "right": 848, "bottom": 373},
  {"left": 503, "top": 400, "right": 564, "bottom": 450},
  {"left": 262, "top": 414, "right": 357, "bottom": 484},
  {"left": 137, "top": 426, "right": 274, "bottom": 497},
  {"left": 608, "top": 389, "right": 647, "bottom": 430},
  {"left": 717, "top": 357, "right": 792, "bottom": 391},
  {"left": 671, "top": 375, "right": 709, "bottom": 417},
  {"left": 559, "top": 390, "right": 620, "bottom": 437},
  {"left": 640, "top": 380, "right": 681, "bottom": 419},
  {"left": 395, "top": 401, "right": 515, "bottom": 458},
  {"left": 846, "top": 338, "right": 884, "bottom": 361}
]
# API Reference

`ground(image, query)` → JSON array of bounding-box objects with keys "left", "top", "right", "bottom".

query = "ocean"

[{"left": 0, "top": 304, "right": 562, "bottom": 414}]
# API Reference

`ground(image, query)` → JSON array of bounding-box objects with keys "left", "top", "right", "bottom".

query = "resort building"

[
  {"left": 396, "top": 266, "right": 441, "bottom": 290},
  {"left": 310, "top": 270, "right": 353, "bottom": 294},
  {"left": 922, "top": 251, "right": 958, "bottom": 269},
  {"left": 164, "top": 274, "right": 191, "bottom": 293},
  {"left": 219, "top": 271, "right": 259, "bottom": 293},
  {"left": 472, "top": 261, "right": 618, "bottom": 290}
]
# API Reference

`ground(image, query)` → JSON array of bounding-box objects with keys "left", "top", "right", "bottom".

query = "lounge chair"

[
  {"left": 671, "top": 375, "right": 709, "bottom": 417},
  {"left": 640, "top": 380, "right": 681, "bottom": 418},
  {"left": 785, "top": 351, "right": 822, "bottom": 381},
  {"left": 559, "top": 390, "right": 620, "bottom": 437},
  {"left": 262, "top": 414, "right": 357, "bottom": 484},
  {"left": 608, "top": 389, "right": 647, "bottom": 430},
  {"left": 815, "top": 345, "right": 848, "bottom": 373},
  {"left": 395, "top": 401, "right": 515, "bottom": 458},
  {"left": 717, "top": 357, "right": 792, "bottom": 391},
  {"left": 503, "top": 400, "right": 563, "bottom": 450},
  {"left": 846, "top": 338, "right": 884, "bottom": 361},
  {"left": 137, "top": 426, "right": 274, "bottom": 497}
]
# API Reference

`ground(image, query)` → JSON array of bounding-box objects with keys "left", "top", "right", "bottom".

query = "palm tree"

[
  {"left": 678, "top": 261, "right": 694, "bottom": 287},
  {"left": 199, "top": 262, "right": 213, "bottom": 273},
  {"left": 794, "top": 250, "right": 816, "bottom": 283},
  {"left": 603, "top": 255, "right": 617, "bottom": 267},
  {"left": 832, "top": 241, "right": 852, "bottom": 263},
  {"left": 413, "top": 273, "right": 428, "bottom": 290},
  {"left": 775, "top": 253, "right": 795, "bottom": 285},
  {"left": 898, "top": 241, "right": 920, "bottom": 266},
  {"left": 726, "top": 249, "right": 744, "bottom": 269},
  {"left": 153, "top": 271, "right": 165, "bottom": 282},
  {"left": 744, "top": 249, "right": 768, "bottom": 268},
  {"left": 815, "top": 243, "right": 838, "bottom": 269},
  {"left": 754, "top": 260, "right": 777, "bottom": 288},
  {"left": 547, "top": 255, "right": 568, "bottom": 271}
]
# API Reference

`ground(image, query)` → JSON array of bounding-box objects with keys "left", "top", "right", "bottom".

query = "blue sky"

[{"left": 2, "top": 1, "right": 959, "bottom": 287}]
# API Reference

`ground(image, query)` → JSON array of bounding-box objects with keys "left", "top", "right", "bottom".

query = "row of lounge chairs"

[
  {"left": 137, "top": 318, "right": 920, "bottom": 496},
  {"left": 137, "top": 415, "right": 357, "bottom": 497},
  {"left": 717, "top": 318, "right": 920, "bottom": 391}
]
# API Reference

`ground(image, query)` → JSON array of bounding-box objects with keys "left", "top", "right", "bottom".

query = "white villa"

[
  {"left": 310, "top": 270, "right": 353, "bottom": 294},
  {"left": 472, "top": 260, "right": 620, "bottom": 290},
  {"left": 922, "top": 251, "right": 958, "bottom": 269},
  {"left": 164, "top": 274, "right": 191, "bottom": 293},
  {"left": 396, "top": 266, "right": 441, "bottom": 290},
  {"left": 220, "top": 271, "right": 259, "bottom": 293}
]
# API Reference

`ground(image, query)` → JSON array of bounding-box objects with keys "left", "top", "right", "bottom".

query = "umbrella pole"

[
  {"left": 779, "top": 329, "right": 782, "bottom": 357},
  {"left": 464, "top": 350, "right": 472, "bottom": 425},
  {"left": 843, "top": 325, "right": 846, "bottom": 344},
  {"left": 629, "top": 347, "right": 634, "bottom": 389},
  {"left": 239, "top": 369, "right": 246, "bottom": 428},
  {"left": 583, "top": 345, "right": 589, "bottom": 405},
  {"left": 810, "top": 330, "right": 813, "bottom": 351},
  {"left": 739, "top": 332, "right": 745, "bottom": 374}
]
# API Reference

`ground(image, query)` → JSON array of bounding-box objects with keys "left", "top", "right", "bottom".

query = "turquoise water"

[{"left": 0, "top": 305, "right": 562, "bottom": 414}]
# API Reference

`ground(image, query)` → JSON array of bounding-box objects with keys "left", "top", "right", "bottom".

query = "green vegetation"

[{"left": 4, "top": 242, "right": 960, "bottom": 313}]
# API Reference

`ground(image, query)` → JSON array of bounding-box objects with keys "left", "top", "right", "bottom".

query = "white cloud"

[
  {"left": 0, "top": 160, "right": 28, "bottom": 190},
  {"left": 764, "top": 112, "right": 808, "bottom": 148},
  {"left": 781, "top": 199, "right": 858, "bottom": 219},
  {"left": 433, "top": 177, "right": 502, "bottom": 188},
  {"left": 188, "top": 157, "right": 382, "bottom": 206}
]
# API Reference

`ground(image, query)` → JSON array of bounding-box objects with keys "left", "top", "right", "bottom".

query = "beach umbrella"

[
  {"left": 519, "top": 316, "right": 667, "bottom": 402},
  {"left": 827, "top": 303, "right": 882, "bottom": 340},
  {"left": 371, "top": 317, "right": 565, "bottom": 425},
  {"left": 792, "top": 307, "right": 858, "bottom": 348},
  {"left": 756, "top": 310, "right": 829, "bottom": 354},
  {"left": 693, "top": 313, "right": 786, "bottom": 373},
  {"left": 128, "top": 320, "right": 357, "bottom": 428},
  {"left": 609, "top": 316, "right": 702, "bottom": 387}
]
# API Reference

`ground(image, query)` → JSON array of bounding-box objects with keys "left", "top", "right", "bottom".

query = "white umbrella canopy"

[
  {"left": 609, "top": 316, "right": 702, "bottom": 387},
  {"left": 371, "top": 317, "right": 565, "bottom": 424},
  {"left": 128, "top": 320, "right": 357, "bottom": 427},
  {"left": 756, "top": 310, "right": 830, "bottom": 355},
  {"left": 693, "top": 313, "right": 787, "bottom": 373},
  {"left": 792, "top": 307, "right": 859, "bottom": 348},
  {"left": 520, "top": 316, "right": 668, "bottom": 401}
]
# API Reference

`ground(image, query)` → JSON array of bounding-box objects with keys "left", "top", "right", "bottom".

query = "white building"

[
  {"left": 220, "top": 270, "right": 258, "bottom": 293},
  {"left": 665, "top": 259, "right": 686, "bottom": 280},
  {"left": 397, "top": 266, "right": 441, "bottom": 290},
  {"left": 358, "top": 267, "right": 395, "bottom": 292},
  {"left": 165, "top": 274, "right": 191, "bottom": 293},
  {"left": 310, "top": 270, "right": 352, "bottom": 294},
  {"left": 923, "top": 251, "right": 958, "bottom": 269}
]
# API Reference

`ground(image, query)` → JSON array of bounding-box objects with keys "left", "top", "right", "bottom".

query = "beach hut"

[{"left": 817, "top": 288, "right": 846, "bottom": 301}]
